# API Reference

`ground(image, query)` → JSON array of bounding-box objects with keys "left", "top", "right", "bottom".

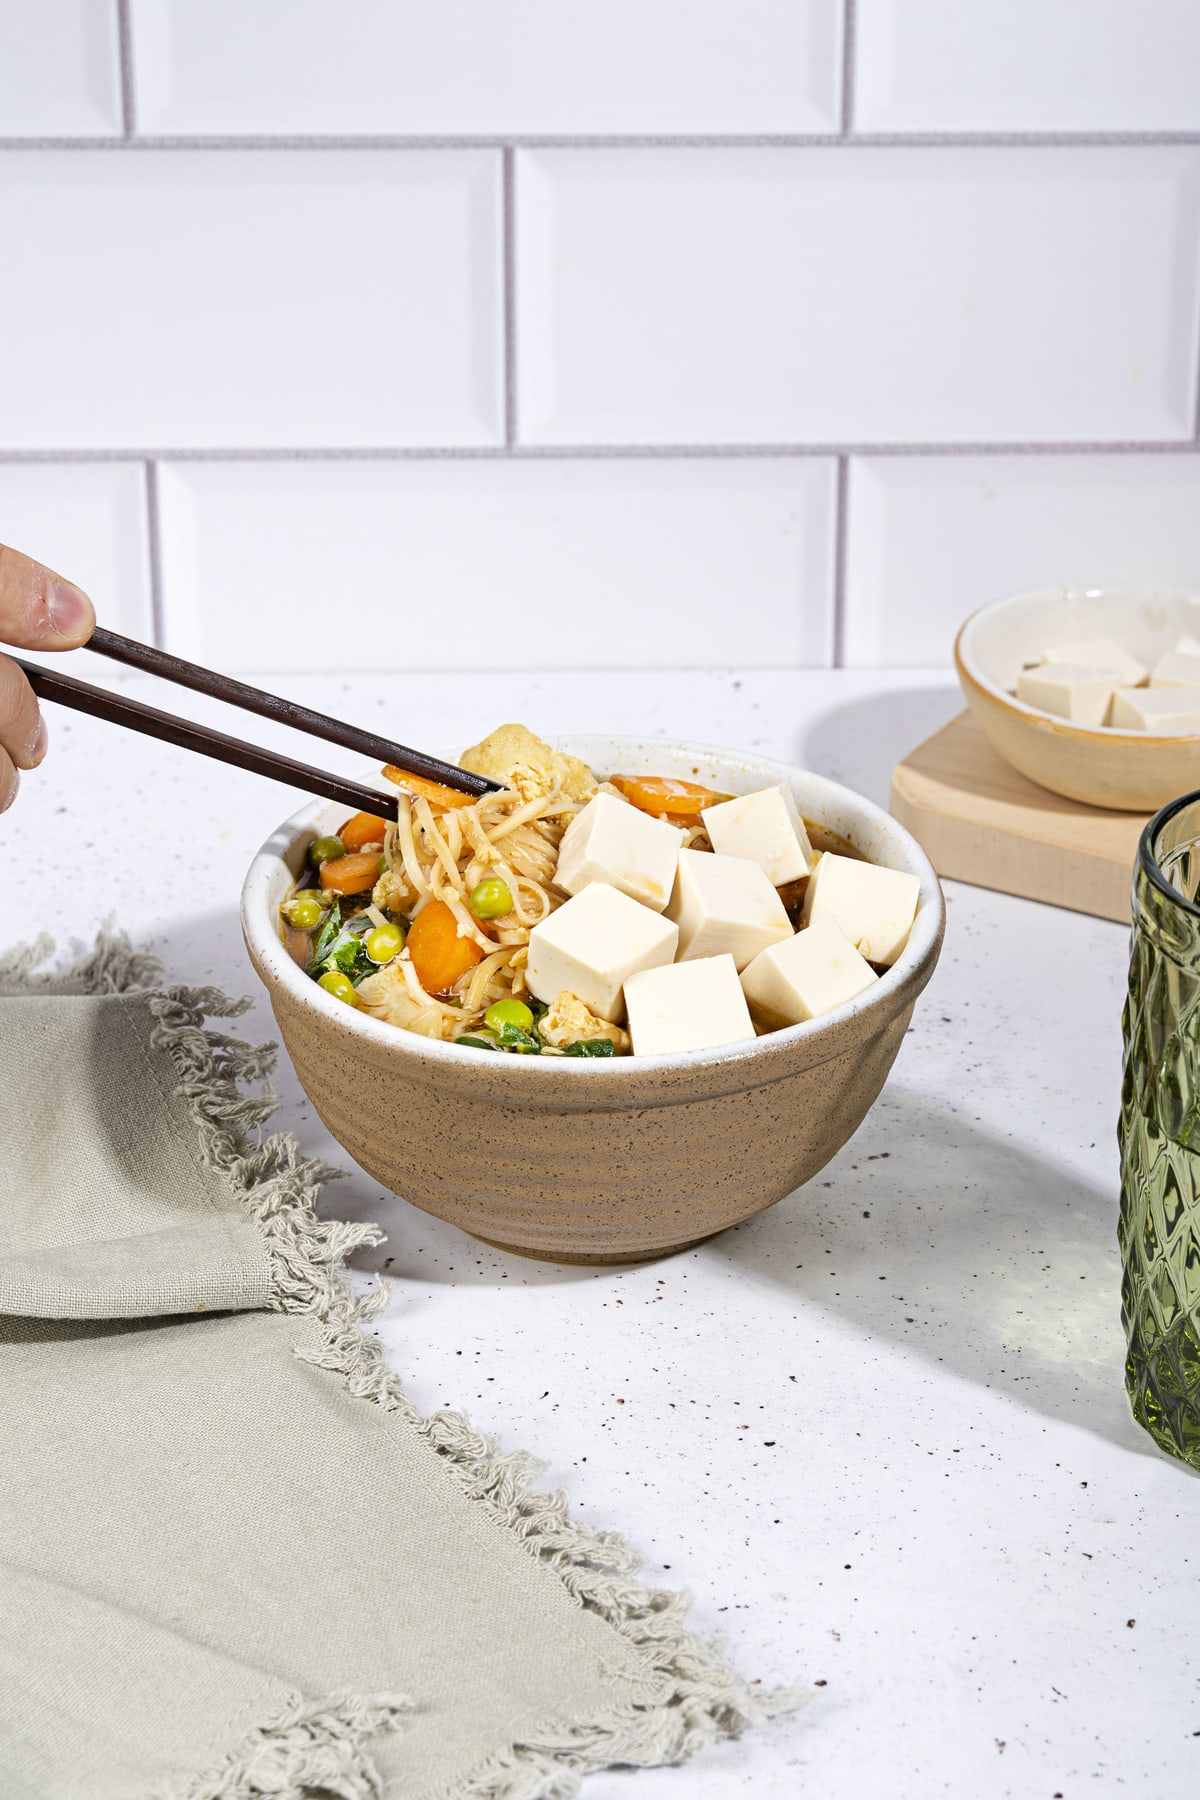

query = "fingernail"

[
  {"left": 27, "top": 713, "right": 48, "bottom": 767},
  {"left": 49, "top": 579, "right": 93, "bottom": 640}
]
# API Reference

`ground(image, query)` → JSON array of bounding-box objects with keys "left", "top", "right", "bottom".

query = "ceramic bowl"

[
  {"left": 955, "top": 586, "right": 1200, "bottom": 812},
  {"left": 242, "top": 737, "right": 945, "bottom": 1265}
]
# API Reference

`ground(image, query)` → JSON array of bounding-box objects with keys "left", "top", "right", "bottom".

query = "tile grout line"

[
  {"left": 831, "top": 457, "right": 849, "bottom": 668},
  {"left": 0, "top": 441, "right": 1197, "bottom": 465},
  {"left": 115, "top": 0, "right": 137, "bottom": 139},
  {"left": 503, "top": 147, "right": 517, "bottom": 448},
  {"left": 840, "top": 0, "right": 857, "bottom": 138},
  {"left": 1, "top": 131, "right": 1199, "bottom": 152},
  {"left": 143, "top": 461, "right": 165, "bottom": 646}
]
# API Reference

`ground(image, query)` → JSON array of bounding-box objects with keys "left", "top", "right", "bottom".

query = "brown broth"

[
  {"left": 284, "top": 926, "right": 312, "bottom": 968},
  {"left": 805, "top": 819, "right": 866, "bottom": 860}
]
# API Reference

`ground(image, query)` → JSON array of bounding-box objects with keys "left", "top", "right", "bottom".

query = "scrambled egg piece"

[
  {"left": 372, "top": 861, "right": 417, "bottom": 918},
  {"left": 357, "top": 960, "right": 457, "bottom": 1041},
  {"left": 459, "top": 723, "right": 597, "bottom": 803},
  {"left": 540, "top": 991, "right": 631, "bottom": 1055}
]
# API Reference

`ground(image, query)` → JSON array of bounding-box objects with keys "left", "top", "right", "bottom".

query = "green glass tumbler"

[{"left": 1120, "top": 789, "right": 1200, "bottom": 1466}]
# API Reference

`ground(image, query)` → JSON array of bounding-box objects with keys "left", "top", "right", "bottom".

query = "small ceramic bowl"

[
  {"left": 955, "top": 586, "right": 1200, "bottom": 813},
  {"left": 242, "top": 737, "right": 945, "bottom": 1265}
]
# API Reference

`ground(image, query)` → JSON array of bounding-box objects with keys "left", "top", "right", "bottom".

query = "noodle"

[
  {"left": 355, "top": 774, "right": 587, "bottom": 1040},
  {"left": 391, "top": 795, "right": 431, "bottom": 899},
  {"left": 458, "top": 947, "right": 519, "bottom": 1014}
]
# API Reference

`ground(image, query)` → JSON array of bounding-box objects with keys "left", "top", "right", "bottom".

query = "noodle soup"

[{"left": 279, "top": 723, "right": 910, "bottom": 1061}]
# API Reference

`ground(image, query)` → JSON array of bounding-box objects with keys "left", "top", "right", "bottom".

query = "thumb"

[{"left": 0, "top": 542, "right": 94, "bottom": 650}]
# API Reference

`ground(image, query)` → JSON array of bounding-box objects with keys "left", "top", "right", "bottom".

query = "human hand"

[{"left": 0, "top": 543, "right": 94, "bottom": 812}]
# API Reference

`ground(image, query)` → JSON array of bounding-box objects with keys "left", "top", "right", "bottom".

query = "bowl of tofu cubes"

[
  {"left": 955, "top": 586, "right": 1200, "bottom": 811},
  {"left": 243, "top": 735, "right": 944, "bottom": 1264}
]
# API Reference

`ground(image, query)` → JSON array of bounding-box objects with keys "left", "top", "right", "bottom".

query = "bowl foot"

[{"left": 469, "top": 1232, "right": 710, "bottom": 1266}]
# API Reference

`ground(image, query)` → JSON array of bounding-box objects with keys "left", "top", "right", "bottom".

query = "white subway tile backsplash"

[
  {"left": 854, "top": 0, "right": 1200, "bottom": 134},
  {"left": 0, "top": 462, "right": 152, "bottom": 671},
  {"left": 129, "top": 0, "right": 841, "bottom": 137},
  {"left": 0, "top": 1, "right": 122, "bottom": 137},
  {"left": 0, "top": 152, "right": 501, "bottom": 451},
  {"left": 516, "top": 147, "right": 1200, "bottom": 449},
  {"left": 3, "top": 12, "right": 1197, "bottom": 686},
  {"left": 156, "top": 458, "right": 837, "bottom": 671},
  {"left": 842, "top": 454, "right": 1200, "bottom": 666}
]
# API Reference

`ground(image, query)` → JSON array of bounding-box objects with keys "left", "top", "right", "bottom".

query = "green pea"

[
  {"left": 283, "top": 894, "right": 325, "bottom": 931},
  {"left": 469, "top": 876, "right": 513, "bottom": 920},
  {"left": 365, "top": 922, "right": 405, "bottom": 964},
  {"left": 484, "top": 998, "right": 534, "bottom": 1035},
  {"left": 317, "top": 970, "right": 358, "bottom": 1007},
  {"left": 307, "top": 834, "right": 345, "bottom": 869}
]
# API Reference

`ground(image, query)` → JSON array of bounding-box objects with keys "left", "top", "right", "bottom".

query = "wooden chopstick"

[
  {"left": 85, "top": 627, "right": 501, "bottom": 797},
  {"left": 17, "top": 658, "right": 403, "bottom": 821}
]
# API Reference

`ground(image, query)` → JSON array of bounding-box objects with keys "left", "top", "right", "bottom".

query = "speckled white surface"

[{"left": 8, "top": 666, "right": 1196, "bottom": 1799}]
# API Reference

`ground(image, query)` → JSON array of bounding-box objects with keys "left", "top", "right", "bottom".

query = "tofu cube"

[
  {"left": 701, "top": 786, "right": 815, "bottom": 886},
  {"left": 1015, "top": 664, "right": 1115, "bottom": 726},
  {"left": 801, "top": 853, "right": 920, "bottom": 968},
  {"left": 741, "top": 916, "right": 878, "bottom": 1027},
  {"left": 1110, "top": 686, "right": 1200, "bottom": 734},
  {"left": 1040, "top": 637, "right": 1146, "bottom": 686},
  {"left": 1151, "top": 645, "right": 1200, "bottom": 690},
  {"left": 555, "top": 791, "right": 682, "bottom": 912},
  {"left": 625, "top": 954, "right": 756, "bottom": 1057},
  {"left": 526, "top": 882, "right": 678, "bottom": 1022},
  {"left": 666, "top": 849, "right": 792, "bottom": 972}
]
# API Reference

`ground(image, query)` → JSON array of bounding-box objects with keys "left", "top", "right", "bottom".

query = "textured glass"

[{"left": 1119, "top": 793, "right": 1200, "bottom": 1466}]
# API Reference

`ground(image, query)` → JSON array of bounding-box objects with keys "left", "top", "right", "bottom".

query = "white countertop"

[{"left": 8, "top": 665, "right": 1188, "bottom": 1799}]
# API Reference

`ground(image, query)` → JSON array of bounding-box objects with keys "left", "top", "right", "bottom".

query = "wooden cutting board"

[{"left": 889, "top": 710, "right": 1146, "bottom": 924}]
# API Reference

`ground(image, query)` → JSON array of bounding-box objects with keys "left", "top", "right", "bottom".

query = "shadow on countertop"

[
  {"left": 714, "top": 1080, "right": 1160, "bottom": 1462},
  {"left": 800, "top": 683, "right": 963, "bottom": 807}
]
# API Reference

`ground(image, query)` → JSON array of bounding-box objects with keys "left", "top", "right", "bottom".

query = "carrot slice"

[
  {"left": 318, "top": 851, "right": 385, "bottom": 895},
  {"left": 381, "top": 766, "right": 478, "bottom": 812},
  {"left": 610, "top": 774, "right": 727, "bottom": 820},
  {"left": 406, "top": 899, "right": 484, "bottom": 994},
  {"left": 339, "top": 810, "right": 389, "bottom": 853}
]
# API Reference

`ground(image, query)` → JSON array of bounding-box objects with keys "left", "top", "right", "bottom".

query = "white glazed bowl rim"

[
  {"left": 242, "top": 735, "right": 945, "bottom": 1082},
  {"left": 955, "top": 584, "right": 1200, "bottom": 744}
]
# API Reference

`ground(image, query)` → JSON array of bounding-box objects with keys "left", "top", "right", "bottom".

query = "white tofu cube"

[
  {"left": 555, "top": 792, "right": 682, "bottom": 912},
  {"left": 666, "top": 849, "right": 792, "bottom": 972},
  {"left": 1040, "top": 637, "right": 1146, "bottom": 686},
  {"left": 1151, "top": 646, "right": 1200, "bottom": 690},
  {"left": 625, "top": 954, "right": 756, "bottom": 1057},
  {"left": 701, "top": 786, "right": 815, "bottom": 886},
  {"left": 1110, "top": 687, "right": 1200, "bottom": 734},
  {"left": 741, "top": 916, "right": 878, "bottom": 1027},
  {"left": 801, "top": 853, "right": 920, "bottom": 968},
  {"left": 526, "top": 882, "right": 678, "bottom": 1021},
  {"left": 1015, "top": 664, "right": 1115, "bottom": 726}
]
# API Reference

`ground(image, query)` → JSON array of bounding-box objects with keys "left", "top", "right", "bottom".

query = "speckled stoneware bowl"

[
  {"left": 955, "top": 586, "right": 1200, "bottom": 812},
  {"left": 242, "top": 737, "right": 945, "bottom": 1265}
]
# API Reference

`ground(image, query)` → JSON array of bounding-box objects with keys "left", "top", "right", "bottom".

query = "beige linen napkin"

[{"left": 0, "top": 936, "right": 787, "bottom": 1799}]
